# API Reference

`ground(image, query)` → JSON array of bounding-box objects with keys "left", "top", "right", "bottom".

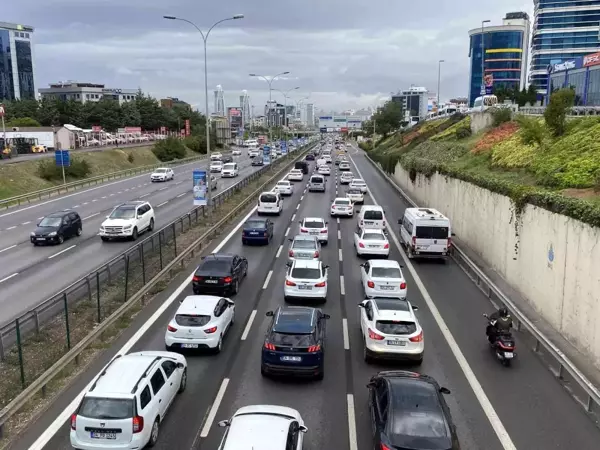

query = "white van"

[
  {"left": 257, "top": 191, "right": 283, "bottom": 215},
  {"left": 308, "top": 175, "right": 326, "bottom": 192},
  {"left": 356, "top": 205, "right": 387, "bottom": 231},
  {"left": 398, "top": 207, "right": 453, "bottom": 260}
]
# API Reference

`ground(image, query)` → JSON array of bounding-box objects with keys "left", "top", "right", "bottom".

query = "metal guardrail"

[
  {"left": 363, "top": 151, "right": 600, "bottom": 418},
  {"left": 0, "top": 143, "right": 314, "bottom": 438},
  {"left": 518, "top": 106, "right": 600, "bottom": 116}
]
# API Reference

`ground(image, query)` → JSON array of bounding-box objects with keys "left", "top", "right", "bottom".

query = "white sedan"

[
  {"left": 211, "top": 152, "right": 223, "bottom": 161},
  {"left": 150, "top": 167, "right": 174, "bottom": 182},
  {"left": 288, "top": 169, "right": 304, "bottom": 181},
  {"left": 360, "top": 259, "right": 407, "bottom": 299},
  {"left": 210, "top": 161, "right": 223, "bottom": 173},
  {"left": 299, "top": 217, "right": 329, "bottom": 244},
  {"left": 232, "top": 148, "right": 242, "bottom": 156},
  {"left": 318, "top": 165, "right": 331, "bottom": 176},
  {"left": 323, "top": 155, "right": 332, "bottom": 164},
  {"left": 354, "top": 227, "right": 390, "bottom": 257},
  {"left": 165, "top": 295, "right": 235, "bottom": 353},
  {"left": 350, "top": 178, "right": 368, "bottom": 193},
  {"left": 284, "top": 259, "right": 329, "bottom": 302},
  {"left": 340, "top": 172, "right": 353, "bottom": 184},
  {"left": 330, "top": 198, "right": 353, "bottom": 217},
  {"left": 346, "top": 188, "right": 364, "bottom": 204},
  {"left": 275, "top": 179, "right": 294, "bottom": 196}
]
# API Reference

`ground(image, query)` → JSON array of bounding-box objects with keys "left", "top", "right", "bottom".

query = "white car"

[
  {"left": 354, "top": 227, "right": 390, "bottom": 257},
  {"left": 209, "top": 174, "right": 218, "bottom": 190},
  {"left": 346, "top": 188, "right": 364, "bottom": 204},
  {"left": 360, "top": 259, "right": 407, "bottom": 299},
  {"left": 248, "top": 149, "right": 260, "bottom": 158},
  {"left": 210, "top": 161, "right": 224, "bottom": 173},
  {"left": 350, "top": 178, "right": 368, "bottom": 193},
  {"left": 284, "top": 259, "right": 329, "bottom": 302},
  {"left": 330, "top": 197, "right": 353, "bottom": 217},
  {"left": 165, "top": 295, "right": 235, "bottom": 353},
  {"left": 288, "top": 169, "right": 304, "bottom": 181},
  {"left": 323, "top": 155, "right": 332, "bottom": 164},
  {"left": 339, "top": 162, "right": 351, "bottom": 171},
  {"left": 221, "top": 163, "right": 239, "bottom": 177},
  {"left": 211, "top": 152, "right": 223, "bottom": 161},
  {"left": 150, "top": 167, "right": 174, "bottom": 182},
  {"left": 70, "top": 352, "right": 187, "bottom": 449},
  {"left": 359, "top": 297, "right": 423, "bottom": 364},
  {"left": 99, "top": 201, "right": 155, "bottom": 241},
  {"left": 232, "top": 148, "right": 242, "bottom": 156},
  {"left": 217, "top": 405, "right": 307, "bottom": 450},
  {"left": 298, "top": 217, "right": 329, "bottom": 244},
  {"left": 275, "top": 179, "right": 293, "bottom": 196},
  {"left": 318, "top": 165, "right": 331, "bottom": 176},
  {"left": 271, "top": 150, "right": 278, "bottom": 158},
  {"left": 257, "top": 191, "right": 283, "bottom": 215},
  {"left": 288, "top": 235, "right": 321, "bottom": 261},
  {"left": 340, "top": 172, "right": 353, "bottom": 184}
]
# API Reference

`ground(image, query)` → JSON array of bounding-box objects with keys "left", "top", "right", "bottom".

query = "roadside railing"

[
  {"left": 363, "top": 151, "right": 600, "bottom": 419},
  {"left": 0, "top": 143, "right": 313, "bottom": 438}
]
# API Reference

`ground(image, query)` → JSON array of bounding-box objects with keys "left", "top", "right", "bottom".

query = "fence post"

[
  {"left": 63, "top": 293, "right": 71, "bottom": 350},
  {"left": 96, "top": 271, "right": 101, "bottom": 323},
  {"left": 140, "top": 244, "right": 146, "bottom": 285},
  {"left": 158, "top": 232, "right": 164, "bottom": 270},
  {"left": 16, "top": 318, "right": 25, "bottom": 389},
  {"left": 123, "top": 255, "right": 130, "bottom": 302},
  {"left": 172, "top": 223, "right": 177, "bottom": 256}
]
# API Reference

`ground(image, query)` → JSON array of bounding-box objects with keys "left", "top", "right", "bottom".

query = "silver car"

[{"left": 288, "top": 235, "right": 321, "bottom": 261}]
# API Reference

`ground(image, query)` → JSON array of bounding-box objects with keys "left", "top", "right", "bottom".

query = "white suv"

[
  {"left": 99, "top": 201, "right": 155, "bottom": 241},
  {"left": 70, "top": 351, "right": 187, "bottom": 450}
]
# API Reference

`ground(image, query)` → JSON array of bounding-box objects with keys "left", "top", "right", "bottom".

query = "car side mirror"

[
  {"left": 358, "top": 300, "right": 367, "bottom": 308},
  {"left": 355, "top": 210, "right": 360, "bottom": 214},
  {"left": 226, "top": 299, "right": 235, "bottom": 306},
  {"left": 451, "top": 232, "right": 456, "bottom": 236},
  {"left": 298, "top": 221, "right": 302, "bottom": 225},
  {"left": 397, "top": 219, "right": 402, "bottom": 224},
  {"left": 299, "top": 425, "right": 308, "bottom": 433},
  {"left": 324, "top": 264, "right": 329, "bottom": 269},
  {"left": 412, "top": 306, "right": 419, "bottom": 311},
  {"left": 288, "top": 238, "right": 293, "bottom": 242},
  {"left": 217, "top": 420, "right": 230, "bottom": 428},
  {"left": 106, "top": 215, "right": 110, "bottom": 219},
  {"left": 266, "top": 311, "right": 274, "bottom": 317},
  {"left": 36, "top": 222, "right": 41, "bottom": 226},
  {"left": 440, "top": 387, "right": 451, "bottom": 395},
  {"left": 325, "top": 221, "right": 329, "bottom": 225},
  {"left": 176, "top": 362, "right": 185, "bottom": 369},
  {"left": 366, "top": 381, "right": 376, "bottom": 388}
]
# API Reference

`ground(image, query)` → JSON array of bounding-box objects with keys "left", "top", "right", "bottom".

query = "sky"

[{"left": 8, "top": 0, "right": 533, "bottom": 113}]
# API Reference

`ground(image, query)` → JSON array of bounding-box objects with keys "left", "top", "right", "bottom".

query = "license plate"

[
  {"left": 364, "top": 221, "right": 373, "bottom": 225},
  {"left": 387, "top": 340, "right": 406, "bottom": 346},
  {"left": 310, "top": 231, "right": 319, "bottom": 235},
  {"left": 36, "top": 238, "right": 46, "bottom": 241},
  {"left": 205, "top": 280, "right": 218, "bottom": 284},
  {"left": 182, "top": 343, "right": 199, "bottom": 349},
  {"left": 281, "top": 356, "right": 302, "bottom": 362},
  {"left": 298, "top": 285, "right": 312, "bottom": 290},
  {"left": 91, "top": 432, "right": 116, "bottom": 439},
  {"left": 380, "top": 286, "right": 395, "bottom": 290},
  {"left": 504, "top": 352, "right": 514, "bottom": 358},
  {"left": 250, "top": 232, "right": 259, "bottom": 235},
  {"left": 368, "top": 245, "right": 380, "bottom": 248}
]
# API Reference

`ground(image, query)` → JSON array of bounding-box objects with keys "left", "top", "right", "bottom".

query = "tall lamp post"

[
  {"left": 274, "top": 87, "right": 299, "bottom": 139},
  {"left": 437, "top": 60, "right": 444, "bottom": 111},
  {"left": 163, "top": 13, "right": 244, "bottom": 205},
  {"left": 249, "top": 72, "right": 290, "bottom": 142},
  {"left": 480, "top": 19, "right": 491, "bottom": 111}
]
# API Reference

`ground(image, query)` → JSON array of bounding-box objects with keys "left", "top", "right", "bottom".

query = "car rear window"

[
  {"left": 304, "top": 221, "right": 324, "bottom": 228},
  {"left": 348, "top": 189, "right": 361, "bottom": 194},
  {"left": 376, "top": 320, "right": 417, "bottom": 335},
  {"left": 310, "top": 177, "right": 324, "bottom": 183},
  {"left": 363, "top": 233, "right": 385, "bottom": 240},
  {"left": 199, "top": 260, "right": 231, "bottom": 272},
  {"left": 175, "top": 314, "right": 211, "bottom": 327},
  {"left": 293, "top": 240, "right": 316, "bottom": 249},
  {"left": 364, "top": 210, "right": 383, "bottom": 220},
  {"left": 260, "top": 194, "right": 277, "bottom": 203},
  {"left": 79, "top": 397, "right": 134, "bottom": 420},
  {"left": 390, "top": 382, "right": 446, "bottom": 438},
  {"left": 372, "top": 267, "right": 401, "bottom": 278},
  {"left": 291, "top": 268, "right": 321, "bottom": 279},
  {"left": 277, "top": 181, "right": 289, "bottom": 186},
  {"left": 416, "top": 226, "right": 449, "bottom": 240},
  {"left": 223, "top": 163, "right": 235, "bottom": 170},
  {"left": 246, "top": 220, "right": 266, "bottom": 228},
  {"left": 335, "top": 200, "right": 351, "bottom": 206},
  {"left": 271, "top": 332, "right": 316, "bottom": 346}
]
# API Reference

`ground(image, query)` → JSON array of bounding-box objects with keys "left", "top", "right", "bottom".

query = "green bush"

[
  {"left": 515, "top": 115, "right": 545, "bottom": 148},
  {"left": 152, "top": 137, "right": 186, "bottom": 161},
  {"left": 127, "top": 152, "right": 134, "bottom": 163},
  {"left": 183, "top": 135, "right": 207, "bottom": 154},
  {"left": 491, "top": 108, "right": 513, "bottom": 127},
  {"left": 544, "top": 88, "right": 575, "bottom": 137},
  {"left": 37, "top": 157, "right": 91, "bottom": 181}
]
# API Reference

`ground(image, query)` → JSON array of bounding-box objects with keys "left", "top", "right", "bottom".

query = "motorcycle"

[{"left": 483, "top": 314, "right": 516, "bottom": 366}]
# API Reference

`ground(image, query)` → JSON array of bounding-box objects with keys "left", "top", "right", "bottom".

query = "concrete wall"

[
  {"left": 469, "top": 111, "right": 494, "bottom": 134},
  {"left": 393, "top": 164, "right": 600, "bottom": 369}
]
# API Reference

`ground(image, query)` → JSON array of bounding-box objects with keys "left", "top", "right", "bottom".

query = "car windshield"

[
  {"left": 335, "top": 200, "right": 351, "bottom": 206},
  {"left": 175, "top": 314, "right": 211, "bottom": 327},
  {"left": 246, "top": 220, "right": 266, "bottom": 229},
  {"left": 109, "top": 207, "right": 136, "bottom": 219},
  {"left": 199, "top": 260, "right": 231, "bottom": 273},
  {"left": 348, "top": 189, "right": 361, "bottom": 195},
  {"left": 39, "top": 217, "right": 62, "bottom": 227},
  {"left": 363, "top": 233, "right": 385, "bottom": 241},
  {"left": 260, "top": 194, "right": 277, "bottom": 203},
  {"left": 364, "top": 211, "right": 383, "bottom": 220},
  {"left": 79, "top": 397, "right": 133, "bottom": 420},
  {"left": 277, "top": 182, "right": 289, "bottom": 186},
  {"left": 372, "top": 267, "right": 401, "bottom": 278},
  {"left": 377, "top": 320, "right": 417, "bottom": 334},
  {"left": 155, "top": 169, "right": 166, "bottom": 173},
  {"left": 293, "top": 239, "right": 316, "bottom": 249},
  {"left": 352, "top": 180, "right": 365, "bottom": 185},
  {"left": 270, "top": 332, "right": 316, "bottom": 346},
  {"left": 416, "top": 226, "right": 449, "bottom": 240},
  {"left": 223, "top": 164, "right": 235, "bottom": 170},
  {"left": 291, "top": 268, "right": 321, "bottom": 279}
]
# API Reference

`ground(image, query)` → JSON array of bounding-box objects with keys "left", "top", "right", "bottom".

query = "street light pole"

[
  {"left": 249, "top": 72, "right": 290, "bottom": 143},
  {"left": 437, "top": 60, "right": 444, "bottom": 110},
  {"left": 481, "top": 19, "right": 491, "bottom": 111},
  {"left": 274, "top": 87, "right": 299, "bottom": 140},
  {"left": 164, "top": 13, "right": 244, "bottom": 206}
]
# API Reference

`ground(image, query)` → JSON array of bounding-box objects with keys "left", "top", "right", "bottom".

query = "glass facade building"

[
  {"left": 0, "top": 22, "right": 36, "bottom": 101},
  {"left": 530, "top": 0, "right": 600, "bottom": 96},
  {"left": 546, "top": 52, "right": 600, "bottom": 105}
]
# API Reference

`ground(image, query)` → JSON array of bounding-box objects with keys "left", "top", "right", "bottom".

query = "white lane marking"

[
  {"left": 21, "top": 221, "right": 31, "bottom": 225},
  {"left": 92, "top": 199, "right": 98, "bottom": 202},
  {"left": 177, "top": 192, "right": 186, "bottom": 198},
  {"left": 296, "top": 204, "right": 300, "bottom": 210},
  {"left": 291, "top": 213, "right": 296, "bottom": 221},
  {"left": 139, "top": 193, "right": 150, "bottom": 198},
  {"left": 276, "top": 245, "right": 283, "bottom": 258},
  {"left": 285, "top": 227, "right": 290, "bottom": 237},
  {"left": 241, "top": 310, "right": 257, "bottom": 341},
  {"left": 29, "top": 169, "right": 257, "bottom": 450},
  {"left": 0, "top": 273, "right": 18, "bottom": 283},
  {"left": 349, "top": 155, "right": 517, "bottom": 450},
  {"left": 340, "top": 275, "right": 345, "bottom": 296},
  {"left": 342, "top": 318, "right": 350, "bottom": 350},
  {"left": 263, "top": 270, "right": 273, "bottom": 289},
  {"left": 338, "top": 248, "right": 343, "bottom": 261},
  {"left": 347, "top": 394, "right": 358, "bottom": 450},
  {"left": 37, "top": 216, "right": 44, "bottom": 220},
  {"left": 6, "top": 226, "right": 16, "bottom": 230},
  {"left": 300, "top": 195, "right": 304, "bottom": 201},
  {"left": 337, "top": 230, "right": 341, "bottom": 240},
  {"left": 157, "top": 201, "right": 169, "bottom": 207},
  {"left": 82, "top": 202, "right": 89, "bottom": 205},
  {"left": 0, "top": 244, "right": 17, "bottom": 253},
  {"left": 48, "top": 244, "right": 76, "bottom": 259},
  {"left": 159, "top": 186, "right": 168, "bottom": 191},
  {"left": 337, "top": 218, "right": 340, "bottom": 224},
  {"left": 83, "top": 212, "right": 99, "bottom": 220},
  {"left": 200, "top": 378, "right": 230, "bottom": 438},
  {"left": 101, "top": 196, "right": 107, "bottom": 199},
  {"left": 72, "top": 205, "right": 80, "bottom": 208}
]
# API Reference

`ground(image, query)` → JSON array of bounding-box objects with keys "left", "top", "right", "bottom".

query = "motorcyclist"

[{"left": 486, "top": 307, "right": 513, "bottom": 344}]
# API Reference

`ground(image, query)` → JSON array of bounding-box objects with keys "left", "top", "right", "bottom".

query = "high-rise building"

[
  {"left": 530, "top": 0, "right": 600, "bottom": 96},
  {"left": 391, "top": 86, "right": 429, "bottom": 120},
  {"left": 305, "top": 103, "right": 315, "bottom": 128},
  {"left": 161, "top": 97, "right": 190, "bottom": 109},
  {"left": 468, "top": 12, "right": 530, "bottom": 106},
  {"left": 0, "top": 21, "right": 36, "bottom": 101},
  {"left": 264, "top": 101, "right": 286, "bottom": 127},
  {"left": 213, "top": 85, "right": 225, "bottom": 115},
  {"left": 239, "top": 90, "right": 251, "bottom": 129}
]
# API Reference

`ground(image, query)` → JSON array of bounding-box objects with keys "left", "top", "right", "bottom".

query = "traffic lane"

[
  {"left": 337, "top": 211, "right": 505, "bottom": 450},
  {"left": 350, "top": 151, "right": 600, "bottom": 449},
  {"left": 200, "top": 174, "right": 350, "bottom": 450},
  {"left": 39, "top": 161, "right": 309, "bottom": 449}
]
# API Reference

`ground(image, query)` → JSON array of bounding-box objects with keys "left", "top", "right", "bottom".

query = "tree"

[
  {"left": 371, "top": 101, "right": 402, "bottom": 137},
  {"left": 527, "top": 84, "right": 538, "bottom": 106},
  {"left": 361, "top": 119, "right": 374, "bottom": 137},
  {"left": 6, "top": 117, "right": 41, "bottom": 127},
  {"left": 544, "top": 87, "right": 575, "bottom": 137}
]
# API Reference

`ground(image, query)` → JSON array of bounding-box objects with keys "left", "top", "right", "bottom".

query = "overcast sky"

[{"left": 8, "top": 0, "right": 532, "bottom": 113}]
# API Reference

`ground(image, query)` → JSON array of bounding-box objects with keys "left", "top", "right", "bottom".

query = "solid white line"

[
  {"left": 177, "top": 192, "right": 186, "bottom": 198},
  {"left": 200, "top": 378, "right": 230, "bottom": 438},
  {"left": 338, "top": 248, "right": 343, "bottom": 261},
  {"left": 349, "top": 155, "right": 517, "bottom": 450},
  {"left": 29, "top": 178, "right": 258, "bottom": 450},
  {"left": 337, "top": 230, "right": 341, "bottom": 240},
  {"left": 0, "top": 273, "right": 19, "bottom": 283},
  {"left": 342, "top": 318, "right": 350, "bottom": 350},
  {"left": 340, "top": 275, "right": 345, "bottom": 296},
  {"left": 276, "top": 245, "right": 283, "bottom": 258},
  {"left": 291, "top": 213, "right": 296, "bottom": 221},
  {"left": 263, "top": 270, "right": 273, "bottom": 289},
  {"left": 139, "top": 193, "right": 150, "bottom": 198},
  {"left": 6, "top": 226, "right": 16, "bottom": 230},
  {"left": 157, "top": 201, "right": 169, "bottom": 207},
  {"left": 347, "top": 394, "right": 358, "bottom": 450},
  {"left": 48, "top": 244, "right": 76, "bottom": 259},
  {"left": 285, "top": 227, "right": 290, "bottom": 236},
  {"left": 83, "top": 212, "right": 99, "bottom": 220},
  {"left": 337, "top": 218, "right": 340, "bottom": 224},
  {"left": 21, "top": 221, "right": 31, "bottom": 225},
  {"left": 241, "top": 310, "right": 257, "bottom": 341},
  {"left": 0, "top": 244, "right": 17, "bottom": 254}
]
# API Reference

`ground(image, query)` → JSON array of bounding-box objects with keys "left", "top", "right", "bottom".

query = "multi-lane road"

[
  {"left": 17, "top": 144, "right": 600, "bottom": 450},
  {"left": 0, "top": 152, "right": 266, "bottom": 324}
]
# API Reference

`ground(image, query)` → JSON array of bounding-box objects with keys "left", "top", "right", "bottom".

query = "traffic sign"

[
  {"left": 55, "top": 150, "right": 70, "bottom": 167},
  {"left": 0, "top": 104, "right": 5, "bottom": 117}
]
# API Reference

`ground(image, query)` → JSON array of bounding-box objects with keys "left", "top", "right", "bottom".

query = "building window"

[
  {"left": 586, "top": 67, "right": 600, "bottom": 106},
  {"left": 15, "top": 40, "right": 35, "bottom": 99}
]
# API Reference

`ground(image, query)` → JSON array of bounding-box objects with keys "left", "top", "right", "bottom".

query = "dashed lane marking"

[
  {"left": 200, "top": 378, "right": 230, "bottom": 438},
  {"left": 48, "top": 244, "right": 76, "bottom": 259},
  {"left": 0, "top": 273, "right": 19, "bottom": 283},
  {"left": 285, "top": 227, "right": 290, "bottom": 237},
  {"left": 262, "top": 270, "right": 273, "bottom": 289},
  {"left": 241, "top": 310, "right": 257, "bottom": 341},
  {"left": 276, "top": 245, "right": 283, "bottom": 258},
  {"left": 157, "top": 200, "right": 169, "bottom": 208},
  {"left": 340, "top": 275, "right": 345, "bottom": 295},
  {"left": 342, "top": 318, "right": 350, "bottom": 350}
]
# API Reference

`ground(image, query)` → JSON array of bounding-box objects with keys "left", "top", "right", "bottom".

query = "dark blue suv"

[
  {"left": 261, "top": 306, "right": 330, "bottom": 380},
  {"left": 242, "top": 217, "right": 274, "bottom": 245}
]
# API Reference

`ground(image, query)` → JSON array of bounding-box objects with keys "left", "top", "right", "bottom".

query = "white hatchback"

[
  {"left": 354, "top": 227, "right": 390, "bottom": 257},
  {"left": 360, "top": 259, "right": 407, "bottom": 299},
  {"left": 340, "top": 172, "right": 353, "bottom": 184},
  {"left": 349, "top": 178, "right": 368, "bottom": 193},
  {"left": 298, "top": 217, "right": 328, "bottom": 244},
  {"left": 211, "top": 152, "right": 223, "bottom": 161},
  {"left": 288, "top": 169, "right": 304, "bottom": 182},
  {"left": 330, "top": 197, "right": 353, "bottom": 217},
  {"left": 210, "top": 161, "right": 224, "bottom": 173},
  {"left": 284, "top": 259, "right": 329, "bottom": 302},
  {"left": 275, "top": 179, "right": 293, "bottom": 196},
  {"left": 346, "top": 188, "right": 364, "bottom": 204},
  {"left": 231, "top": 148, "right": 242, "bottom": 156},
  {"left": 318, "top": 165, "right": 331, "bottom": 176},
  {"left": 221, "top": 163, "right": 239, "bottom": 178}
]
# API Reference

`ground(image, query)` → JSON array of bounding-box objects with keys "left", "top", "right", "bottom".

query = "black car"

[
  {"left": 368, "top": 371, "right": 460, "bottom": 450},
  {"left": 252, "top": 155, "right": 264, "bottom": 166},
  {"left": 192, "top": 253, "right": 248, "bottom": 295},
  {"left": 305, "top": 154, "right": 315, "bottom": 161},
  {"left": 294, "top": 161, "right": 309, "bottom": 174},
  {"left": 222, "top": 155, "right": 233, "bottom": 163},
  {"left": 242, "top": 217, "right": 274, "bottom": 245},
  {"left": 261, "top": 306, "right": 330, "bottom": 380},
  {"left": 31, "top": 210, "right": 82, "bottom": 245}
]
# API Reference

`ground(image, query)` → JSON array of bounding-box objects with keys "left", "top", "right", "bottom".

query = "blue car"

[
  {"left": 242, "top": 217, "right": 274, "bottom": 245},
  {"left": 261, "top": 306, "right": 330, "bottom": 380}
]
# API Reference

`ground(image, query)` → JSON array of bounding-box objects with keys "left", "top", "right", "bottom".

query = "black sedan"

[
  {"left": 305, "top": 154, "right": 315, "bottom": 161},
  {"left": 367, "top": 371, "right": 460, "bottom": 450},
  {"left": 31, "top": 210, "right": 82, "bottom": 245},
  {"left": 242, "top": 217, "right": 274, "bottom": 245},
  {"left": 222, "top": 155, "right": 233, "bottom": 163},
  {"left": 192, "top": 253, "right": 248, "bottom": 295},
  {"left": 252, "top": 155, "right": 264, "bottom": 166}
]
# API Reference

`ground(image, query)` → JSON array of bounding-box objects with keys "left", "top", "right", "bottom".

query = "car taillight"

[
  {"left": 242, "top": 231, "right": 246, "bottom": 236},
  {"left": 167, "top": 325, "right": 177, "bottom": 332},
  {"left": 320, "top": 229, "right": 328, "bottom": 234},
  {"left": 381, "top": 444, "right": 392, "bottom": 450},
  {"left": 70, "top": 414, "right": 76, "bottom": 430},
  {"left": 192, "top": 276, "right": 202, "bottom": 282},
  {"left": 400, "top": 282, "right": 407, "bottom": 289},
  {"left": 368, "top": 328, "right": 384, "bottom": 340},
  {"left": 332, "top": 205, "right": 336, "bottom": 209},
  {"left": 367, "top": 280, "right": 375, "bottom": 288},
  {"left": 133, "top": 415, "right": 144, "bottom": 433},
  {"left": 359, "top": 242, "right": 365, "bottom": 248},
  {"left": 300, "top": 227, "right": 308, "bottom": 232},
  {"left": 264, "top": 342, "right": 276, "bottom": 351},
  {"left": 447, "top": 237, "right": 452, "bottom": 248},
  {"left": 264, "top": 232, "right": 268, "bottom": 237},
  {"left": 314, "top": 251, "right": 319, "bottom": 257},
  {"left": 412, "top": 236, "right": 417, "bottom": 248},
  {"left": 223, "top": 276, "right": 232, "bottom": 283},
  {"left": 204, "top": 326, "right": 218, "bottom": 334},
  {"left": 289, "top": 249, "right": 294, "bottom": 257},
  {"left": 308, "top": 345, "right": 321, "bottom": 352},
  {"left": 315, "top": 281, "right": 326, "bottom": 287},
  {"left": 384, "top": 243, "right": 389, "bottom": 249},
  {"left": 286, "top": 280, "right": 297, "bottom": 286},
  {"left": 409, "top": 331, "right": 423, "bottom": 343}
]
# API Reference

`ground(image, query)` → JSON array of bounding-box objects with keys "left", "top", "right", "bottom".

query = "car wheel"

[
  {"left": 244, "top": 265, "right": 248, "bottom": 277},
  {"left": 261, "top": 364, "right": 268, "bottom": 377},
  {"left": 101, "top": 236, "right": 109, "bottom": 242},
  {"left": 131, "top": 227, "right": 138, "bottom": 241},
  {"left": 148, "top": 218, "right": 155, "bottom": 232},
  {"left": 230, "top": 309, "right": 235, "bottom": 325},
  {"left": 233, "top": 280, "right": 239, "bottom": 294},
  {"left": 57, "top": 234, "right": 64, "bottom": 244},
  {"left": 242, "top": 239, "right": 247, "bottom": 245},
  {"left": 315, "top": 369, "right": 324, "bottom": 381},
  {"left": 76, "top": 227, "right": 82, "bottom": 236},
  {"left": 147, "top": 419, "right": 160, "bottom": 447},
  {"left": 363, "top": 342, "right": 372, "bottom": 363},
  {"left": 414, "top": 355, "right": 423, "bottom": 366},
  {"left": 178, "top": 368, "right": 187, "bottom": 393},
  {"left": 215, "top": 334, "right": 223, "bottom": 354}
]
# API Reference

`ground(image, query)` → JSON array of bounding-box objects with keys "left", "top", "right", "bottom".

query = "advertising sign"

[
  {"left": 341, "top": 127, "right": 348, "bottom": 132},
  {"left": 281, "top": 141, "right": 288, "bottom": 155},
  {"left": 484, "top": 74, "right": 494, "bottom": 95},
  {"left": 229, "top": 108, "right": 241, "bottom": 116},
  {"left": 92, "top": 125, "right": 101, "bottom": 132},
  {"left": 185, "top": 119, "right": 190, "bottom": 136},
  {"left": 584, "top": 52, "right": 600, "bottom": 67},
  {"left": 192, "top": 170, "right": 207, "bottom": 206},
  {"left": 334, "top": 118, "right": 346, "bottom": 123},
  {"left": 319, "top": 116, "right": 332, "bottom": 120},
  {"left": 320, "top": 127, "right": 327, "bottom": 133},
  {"left": 125, "top": 127, "right": 142, "bottom": 134},
  {"left": 263, "top": 145, "right": 271, "bottom": 164},
  {"left": 550, "top": 57, "right": 583, "bottom": 73}
]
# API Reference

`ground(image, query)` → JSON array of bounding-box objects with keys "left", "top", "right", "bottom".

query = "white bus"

[{"left": 472, "top": 95, "right": 498, "bottom": 110}]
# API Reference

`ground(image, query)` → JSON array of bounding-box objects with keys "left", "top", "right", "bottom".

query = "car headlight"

[
  {"left": 30, "top": 232, "right": 35, "bottom": 237},
  {"left": 48, "top": 231, "right": 57, "bottom": 236},
  {"left": 123, "top": 225, "right": 132, "bottom": 230}
]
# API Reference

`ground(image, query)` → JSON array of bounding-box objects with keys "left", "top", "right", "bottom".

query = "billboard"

[
  {"left": 319, "top": 116, "right": 332, "bottom": 120},
  {"left": 263, "top": 145, "right": 271, "bottom": 164},
  {"left": 228, "top": 108, "right": 241, "bottom": 116},
  {"left": 320, "top": 127, "right": 327, "bottom": 133},
  {"left": 549, "top": 57, "right": 583, "bottom": 73},
  {"left": 125, "top": 127, "right": 142, "bottom": 134},
  {"left": 185, "top": 119, "right": 190, "bottom": 136},
  {"left": 192, "top": 170, "right": 207, "bottom": 206},
  {"left": 584, "top": 52, "right": 600, "bottom": 67}
]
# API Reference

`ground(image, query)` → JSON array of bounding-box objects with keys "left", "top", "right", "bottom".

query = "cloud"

[{"left": 7, "top": 0, "right": 533, "bottom": 111}]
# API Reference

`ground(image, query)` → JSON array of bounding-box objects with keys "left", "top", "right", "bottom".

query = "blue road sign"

[
  {"left": 281, "top": 142, "right": 288, "bottom": 155},
  {"left": 55, "top": 150, "right": 70, "bottom": 167},
  {"left": 263, "top": 146, "right": 271, "bottom": 165}
]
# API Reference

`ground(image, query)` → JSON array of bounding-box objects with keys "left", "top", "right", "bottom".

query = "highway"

[
  {"left": 0, "top": 151, "right": 266, "bottom": 325},
  {"left": 19, "top": 145, "right": 600, "bottom": 450}
]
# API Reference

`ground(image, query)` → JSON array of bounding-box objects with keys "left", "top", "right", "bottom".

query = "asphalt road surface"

[
  {"left": 0, "top": 151, "right": 271, "bottom": 324},
  {"left": 19, "top": 147, "right": 600, "bottom": 450}
]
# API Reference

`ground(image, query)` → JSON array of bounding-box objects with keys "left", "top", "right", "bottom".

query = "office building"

[
  {"left": 530, "top": 0, "right": 600, "bottom": 96},
  {"left": 468, "top": 12, "right": 530, "bottom": 107},
  {"left": 305, "top": 103, "right": 315, "bottom": 128},
  {"left": 239, "top": 90, "right": 251, "bottom": 129},
  {"left": 546, "top": 51, "right": 600, "bottom": 105},
  {"left": 214, "top": 85, "right": 225, "bottom": 115},
  {"left": 0, "top": 21, "right": 36, "bottom": 101},
  {"left": 227, "top": 107, "right": 243, "bottom": 138},
  {"left": 161, "top": 97, "right": 190, "bottom": 109},
  {"left": 38, "top": 81, "right": 137, "bottom": 104},
  {"left": 391, "top": 86, "right": 429, "bottom": 120},
  {"left": 264, "top": 101, "right": 286, "bottom": 127}
]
